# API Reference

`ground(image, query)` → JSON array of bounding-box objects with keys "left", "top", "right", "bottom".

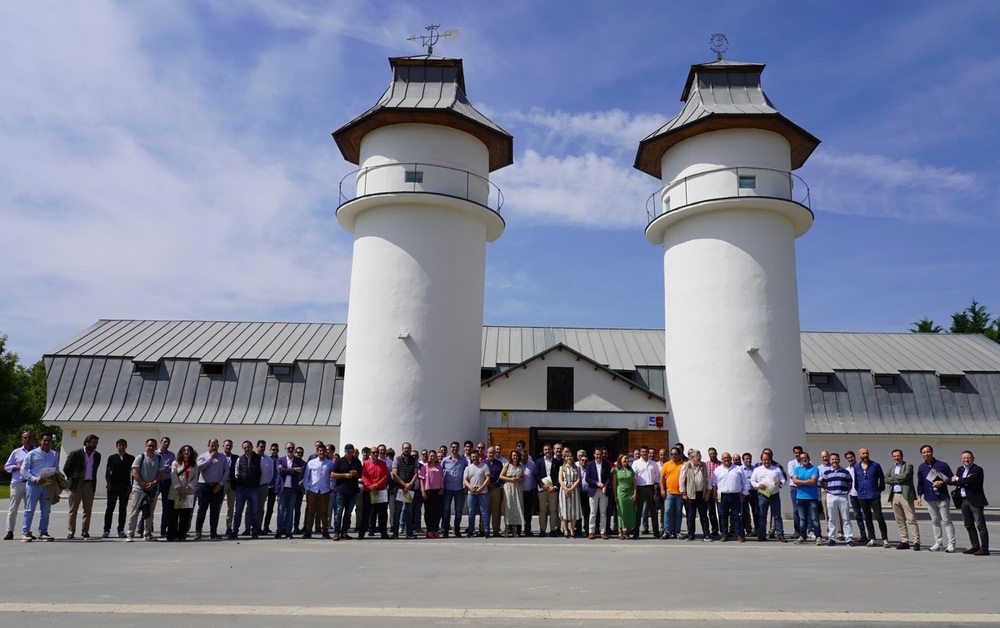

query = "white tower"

[
  {"left": 333, "top": 55, "right": 513, "bottom": 449},
  {"left": 635, "top": 57, "right": 819, "bottom": 461}
]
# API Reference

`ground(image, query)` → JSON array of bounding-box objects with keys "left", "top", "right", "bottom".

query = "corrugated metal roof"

[
  {"left": 800, "top": 332, "right": 1000, "bottom": 375},
  {"left": 634, "top": 60, "right": 820, "bottom": 177}
]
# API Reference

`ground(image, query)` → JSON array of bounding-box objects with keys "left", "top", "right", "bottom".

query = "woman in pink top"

[{"left": 420, "top": 450, "right": 445, "bottom": 538}]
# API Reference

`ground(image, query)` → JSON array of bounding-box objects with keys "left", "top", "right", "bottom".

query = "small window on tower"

[
  {"left": 269, "top": 364, "right": 292, "bottom": 378},
  {"left": 738, "top": 175, "right": 757, "bottom": 189},
  {"left": 405, "top": 170, "right": 424, "bottom": 183}
]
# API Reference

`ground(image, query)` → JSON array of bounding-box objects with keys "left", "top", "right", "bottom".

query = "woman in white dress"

[
  {"left": 558, "top": 449, "right": 582, "bottom": 538},
  {"left": 500, "top": 449, "right": 525, "bottom": 537}
]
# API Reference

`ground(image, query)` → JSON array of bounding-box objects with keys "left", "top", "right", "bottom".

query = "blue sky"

[{"left": 3, "top": 1, "right": 999, "bottom": 362}]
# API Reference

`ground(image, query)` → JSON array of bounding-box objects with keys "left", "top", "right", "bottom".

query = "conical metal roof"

[
  {"left": 635, "top": 60, "right": 819, "bottom": 178},
  {"left": 333, "top": 55, "right": 513, "bottom": 172}
]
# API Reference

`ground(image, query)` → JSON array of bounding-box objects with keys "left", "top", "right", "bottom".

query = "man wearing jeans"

[
  {"left": 391, "top": 442, "right": 419, "bottom": 539},
  {"left": 193, "top": 438, "right": 228, "bottom": 540},
  {"left": 820, "top": 453, "right": 855, "bottom": 546},
  {"left": 229, "top": 441, "right": 262, "bottom": 539},
  {"left": 916, "top": 444, "right": 956, "bottom": 553},
  {"left": 20, "top": 433, "right": 58, "bottom": 542},
  {"left": 750, "top": 450, "right": 787, "bottom": 542},
  {"left": 660, "top": 448, "right": 684, "bottom": 538},
  {"left": 440, "top": 441, "right": 467, "bottom": 538},
  {"left": 712, "top": 452, "right": 746, "bottom": 542},
  {"left": 791, "top": 451, "right": 822, "bottom": 545},
  {"left": 463, "top": 451, "right": 490, "bottom": 537},
  {"left": 331, "top": 444, "right": 361, "bottom": 540},
  {"left": 274, "top": 442, "right": 304, "bottom": 539}
]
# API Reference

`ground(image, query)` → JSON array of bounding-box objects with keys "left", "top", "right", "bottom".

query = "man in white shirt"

[
  {"left": 5, "top": 430, "right": 33, "bottom": 541},
  {"left": 749, "top": 450, "right": 787, "bottom": 542},
  {"left": 631, "top": 447, "right": 660, "bottom": 539},
  {"left": 713, "top": 452, "right": 747, "bottom": 542}
]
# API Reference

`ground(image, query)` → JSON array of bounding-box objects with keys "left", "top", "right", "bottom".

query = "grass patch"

[{"left": 0, "top": 484, "right": 9, "bottom": 500}]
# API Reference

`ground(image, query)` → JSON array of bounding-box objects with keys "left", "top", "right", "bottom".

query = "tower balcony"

[
  {"left": 338, "top": 161, "right": 504, "bottom": 213},
  {"left": 645, "top": 165, "right": 812, "bottom": 224}
]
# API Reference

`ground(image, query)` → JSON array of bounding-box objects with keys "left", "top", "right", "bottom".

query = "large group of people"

[{"left": 3, "top": 430, "right": 990, "bottom": 556}]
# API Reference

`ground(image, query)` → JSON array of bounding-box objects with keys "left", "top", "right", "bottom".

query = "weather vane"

[
  {"left": 407, "top": 24, "right": 460, "bottom": 55},
  {"left": 709, "top": 33, "right": 729, "bottom": 61}
]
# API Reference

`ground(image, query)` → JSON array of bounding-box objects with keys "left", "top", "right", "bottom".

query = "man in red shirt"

[{"left": 360, "top": 448, "right": 390, "bottom": 539}]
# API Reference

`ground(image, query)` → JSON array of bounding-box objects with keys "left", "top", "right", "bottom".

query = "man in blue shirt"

[
  {"left": 20, "top": 433, "right": 58, "bottom": 542},
  {"left": 5, "top": 430, "right": 33, "bottom": 540},
  {"left": 791, "top": 452, "right": 822, "bottom": 545},
  {"left": 440, "top": 441, "right": 467, "bottom": 538}
]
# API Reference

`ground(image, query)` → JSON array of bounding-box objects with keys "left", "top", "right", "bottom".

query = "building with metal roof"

[{"left": 43, "top": 319, "right": 1000, "bottom": 503}]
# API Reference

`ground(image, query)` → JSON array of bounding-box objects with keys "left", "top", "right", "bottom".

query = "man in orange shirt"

[{"left": 660, "top": 447, "right": 685, "bottom": 539}]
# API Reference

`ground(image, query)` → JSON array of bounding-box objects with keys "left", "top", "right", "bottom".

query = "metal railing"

[
  {"left": 645, "top": 166, "right": 811, "bottom": 225},
  {"left": 338, "top": 162, "right": 504, "bottom": 213}
]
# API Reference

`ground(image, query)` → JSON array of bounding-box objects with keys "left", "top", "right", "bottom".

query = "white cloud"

[
  {"left": 494, "top": 149, "right": 654, "bottom": 229},
  {"left": 496, "top": 108, "right": 668, "bottom": 156},
  {"left": 803, "top": 150, "right": 994, "bottom": 222}
]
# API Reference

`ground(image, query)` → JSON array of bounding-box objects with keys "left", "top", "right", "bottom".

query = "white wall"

[{"left": 480, "top": 348, "right": 665, "bottom": 413}]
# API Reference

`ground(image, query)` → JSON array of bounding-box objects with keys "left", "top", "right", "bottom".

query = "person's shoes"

[
  {"left": 550, "top": 530, "right": 561, "bottom": 538},
  {"left": 912, "top": 543, "right": 920, "bottom": 551},
  {"left": 686, "top": 535, "right": 695, "bottom": 541},
  {"left": 524, "top": 530, "right": 534, "bottom": 537},
  {"left": 240, "top": 530, "right": 252, "bottom": 537},
  {"left": 275, "top": 533, "right": 283, "bottom": 539},
  {"left": 118, "top": 531, "right": 127, "bottom": 538},
  {"left": 974, "top": 548, "right": 990, "bottom": 556},
  {"left": 642, "top": 528, "right": 650, "bottom": 535},
  {"left": 736, "top": 535, "right": 745, "bottom": 543},
  {"left": 794, "top": 537, "right": 804, "bottom": 545},
  {"left": 21, "top": 534, "right": 32, "bottom": 542},
  {"left": 882, "top": 540, "right": 890, "bottom": 548},
  {"left": 492, "top": 531, "right": 501, "bottom": 538},
  {"left": 896, "top": 542, "right": 910, "bottom": 550},
  {"left": 102, "top": 531, "right": 111, "bottom": 539},
  {"left": 703, "top": 536, "right": 713, "bottom": 542},
  {"left": 262, "top": 528, "right": 272, "bottom": 534},
  {"left": 963, "top": 547, "right": 979, "bottom": 554},
  {"left": 601, "top": 533, "right": 608, "bottom": 540},
  {"left": 405, "top": 534, "right": 417, "bottom": 540},
  {"left": 816, "top": 537, "right": 824, "bottom": 546},
  {"left": 588, "top": 533, "right": 595, "bottom": 540},
  {"left": 285, "top": 534, "right": 292, "bottom": 539},
  {"left": 81, "top": 532, "right": 90, "bottom": 539},
  {"left": 124, "top": 535, "right": 134, "bottom": 543},
  {"left": 227, "top": 532, "right": 238, "bottom": 539},
  {"left": 768, "top": 532, "right": 776, "bottom": 539},
  {"left": 251, "top": 533, "right": 259, "bottom": 539},
  {"left": 67, "top": 533, "right": 75, "bottom": 540},
  {"left": 757, "top": 535, "right": 766, "bottom": 542},
  {"left": 144, "top": 534, "right": 157, "bottom": 541},
  {"left": 720, "top": 535, "right": 729, "bottom": 542},
  {"left": 38, "top": 533, "right": 54, "bottom": 542},
  {"left": 321, "top": 532, "right": 330, "bottom": 539},
  {"left": 837, "top": 534, "right": 845, "bottom": 541},
  {"left": 946, "top": 544, "right": 956, "bottom": 553},
  {"left": 293, "top": 528, "right": 301, "bottom": 535},
  {"left": 210, "top": 533, "right": 222, "bottom": 540},
  {"left": 660, "top": 533, "right": 670, "bottom": 540},
  {"left": 193, "top": 533, "right": 202, "bottom": 541},
  {"left": 866, "top": 539, "right": 875, "bottom": 547},
  {"left": 3, "top": 531, "right": 13, "bottom": 541},
  {"left": 380, "top": 533, "right": 391, "bottom": 539},
  {"left": 847, "top": 540, "right": 856, "bottom": 547},
  {"left": 827, "top": 539, "right": 836, "bottom": 546},
  {"left": 441, "top": 531, "right": 449, "bottom": 538},
  {"left": 301, "top": 532, "right": 312, "bottom": 539},
  {"left": 777, "top": 535, "right": 787, "bottom": 543},
  {"left": 929, "top": 543, "right": 943, "bottom": 552}
]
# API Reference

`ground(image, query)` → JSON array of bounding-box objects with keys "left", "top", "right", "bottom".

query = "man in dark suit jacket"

[
  {"left": 951, "top": 451, "right": 989, "bottom": 555},
  {"left": 63, "top": 434, "right": 101, "bottom": 539},
  {"left": 536, "top": 443, "right": 562, "bottom": 537},
  {"left": 103, "top": 438, "right": 135, "bottom": 538},
  {"left": 585, "top": 448, "right": 613, "bottom": 539}
]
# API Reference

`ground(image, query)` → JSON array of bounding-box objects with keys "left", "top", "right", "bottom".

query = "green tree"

[
  {"left": 950, "top": 299, "right": 994, "bottom": 334},
  {"left": 910, "top": 317, "right": 943, "bottom": 333},
  {"left": 1, "top": 335, "right": 59, "bottom": 475}
]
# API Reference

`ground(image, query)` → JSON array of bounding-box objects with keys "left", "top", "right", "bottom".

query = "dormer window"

[
  {"left": 874, "top": 374, "right": 897, "bottom": 388},
  {"left": 939, "top": 374, "right": 963, "bottom": 388},
  {"left": 269, "top": 364, "right": 292, "bottom": 378},
  {"left": 201, "top": 363, "right": 225, "bottom": 377},
  {"left": 132, "top": 362, "right": 157, "bottom": 375},
  {"left": 809, "top": 373, "right": 833, "bottom": 386}
]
